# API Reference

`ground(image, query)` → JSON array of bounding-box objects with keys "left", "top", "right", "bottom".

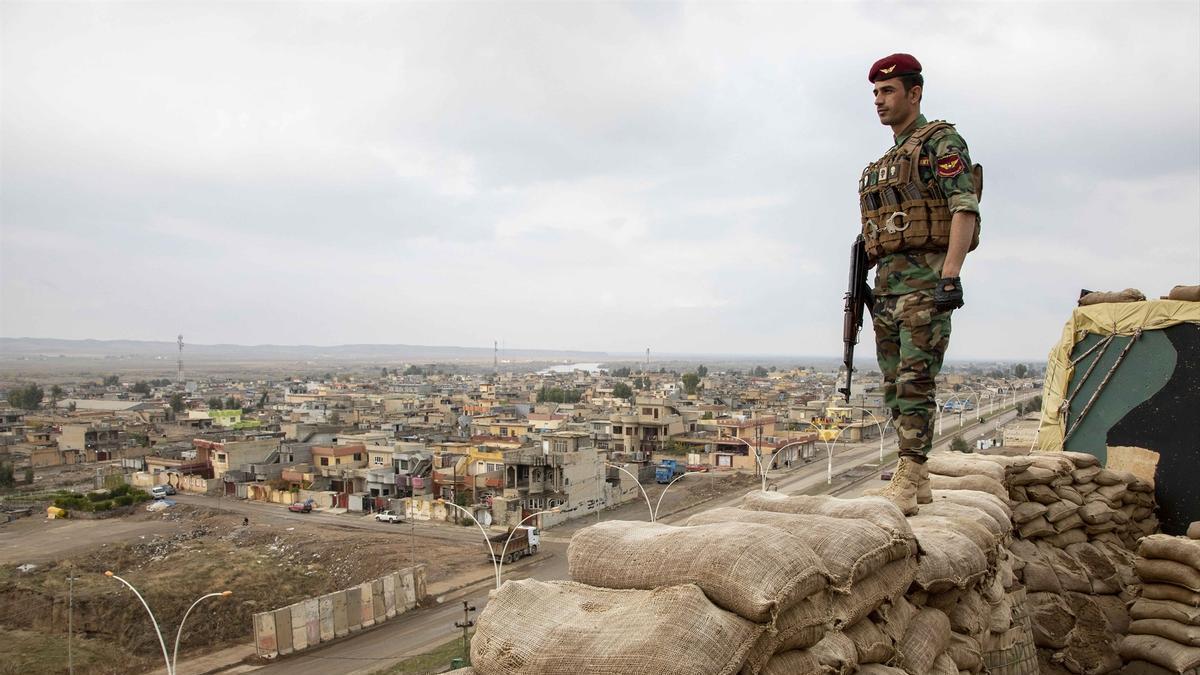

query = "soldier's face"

[{"left": 872, "top": 78, "right": 920, "bottom": 126}]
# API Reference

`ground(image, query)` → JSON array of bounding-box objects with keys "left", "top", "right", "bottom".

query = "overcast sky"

[{"left": 2, "top": 2, "right": 1197, "bottom": 361}]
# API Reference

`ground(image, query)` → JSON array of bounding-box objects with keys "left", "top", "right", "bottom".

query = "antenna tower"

[
  {"left": 494, "top": 340, "right": 498, "bottom": 371},
  {"left": 645, "top": 347, "right": 650, "bottom": 371},
  {"left": 177, "top": 334, "right": 184, "bottom": 383}
]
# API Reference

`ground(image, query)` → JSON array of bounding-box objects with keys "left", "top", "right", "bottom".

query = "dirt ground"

[{"left": 0, "top": 502, "right": 484, "bottom": 675}]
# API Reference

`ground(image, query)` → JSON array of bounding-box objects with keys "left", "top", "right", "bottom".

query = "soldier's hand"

[{"left": 934, "top": 277, "right": 965, "bottom": 312}]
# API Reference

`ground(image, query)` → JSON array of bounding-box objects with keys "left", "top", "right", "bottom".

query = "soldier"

[{"left": 859, "top": 54, "right": 981, "bottom": 515}]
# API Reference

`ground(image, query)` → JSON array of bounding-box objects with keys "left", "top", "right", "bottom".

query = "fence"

[{"left": 251, "top": 564, "right": 427, "bottom": 659}]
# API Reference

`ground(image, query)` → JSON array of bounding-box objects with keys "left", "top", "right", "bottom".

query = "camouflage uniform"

[{"left": 870, "top": 114, "right": 979, "bottom": 459}]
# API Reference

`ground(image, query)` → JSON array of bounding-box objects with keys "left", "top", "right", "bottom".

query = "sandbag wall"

[
  {"left": 1119, "top": 529, "right": 1200, "bottom": 674},
  {"left": 469, "top": 489, "right": 1018, "bottom": 675},
  {"left": 929, "top": 450, "right": 1158, "bottom": 674}
]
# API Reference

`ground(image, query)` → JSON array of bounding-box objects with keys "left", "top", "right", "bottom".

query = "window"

[
  {"left": 353, "top": 453, "right": 362, "bottom": 461},
  {"left": 612, "top": 425, "right": 623, "bottom": 435},
  {"left": 216, "top": 453, "right": 226, "bottom": 462},
  {"left": 373, "top": 456, "right": 383, "bottom": 465},
  {"left": 500, "top": 427, "right": 508, "bottom": 437},
  {"left": 554, "top": 440, "right": 568, "bottom": 453},
  {"left": 320, "top": 457, "right": 329, "bottom": 466},
  {"left": 642, "top": 408, "right": 653, "bottom": 416}
]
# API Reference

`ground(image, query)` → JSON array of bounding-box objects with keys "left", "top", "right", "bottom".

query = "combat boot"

[
  {"left": 917, "top": 460, "right": 932, "bottom": 504},
  {"left": 864, "top": 457, "right": 924, "bottom": 516}
]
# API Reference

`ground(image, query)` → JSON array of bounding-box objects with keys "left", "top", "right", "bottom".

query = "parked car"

[
  {"left": 374, "top": 510, "right": 404, "bottom": 524},
  {"left": 162, "top": 484, "right": 176, "bottom": 496},
  {"left": 150, "top": 486, "right": 168, "bottom": 499},
  {"left": 288, "top": 500, "right": 313, "bottom": 513}
]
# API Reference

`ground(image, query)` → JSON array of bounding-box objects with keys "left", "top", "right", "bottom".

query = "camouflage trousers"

[{"left": 872, "top": 288, "right": 953, "bottom": 459}]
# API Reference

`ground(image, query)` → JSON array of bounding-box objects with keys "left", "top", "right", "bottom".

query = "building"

[
  {"left": 58, "top": 423, "right": 125, "bottom": 462},
  {"left": 198, "top": 437, "right": 280, "bottom": 479},
  {"left": 494, "top": 431, "right": 608, "bottom": 528}
]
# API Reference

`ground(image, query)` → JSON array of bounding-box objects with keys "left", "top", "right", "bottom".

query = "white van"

[{"left": 150, "top": 486, "right": 168, "bottom": 499}]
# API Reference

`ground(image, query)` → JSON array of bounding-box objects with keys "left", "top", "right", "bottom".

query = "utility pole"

[
  {"left": 68, "top": 573, "right": 76, "bottom": 675},
  {"left": 176, "top": 334, "right": 184, "bottom": 384},
  {"left": 454, "top": 600, "right": 477, "bottom": 664}
]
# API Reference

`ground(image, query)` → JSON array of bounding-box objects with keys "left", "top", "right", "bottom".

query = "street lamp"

[
  {"left": 495, "top": 508, "right": 560, "bottom": 588},
  {"left": 652, "top": 471, "right": 708, "bottom": 519},
  {"left": 604, "top": 462, "right": 655, "bottom": 522},
  {"left": 104, "top": 571, "right": 231, "bottom": 675},
  {"left": 439, "top": 500, "right": 502, "bottom": 588}
]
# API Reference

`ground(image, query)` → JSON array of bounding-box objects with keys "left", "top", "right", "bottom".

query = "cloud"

[{"left": 2, "top": 1, "right": 1197, "bottom": 359}]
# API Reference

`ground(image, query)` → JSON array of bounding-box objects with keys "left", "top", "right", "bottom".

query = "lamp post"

[
  {"left": 848, "top": 406, "right": 887, "bottom": 463},
  {"left": 495, "top": 508, "right": 560, "bottom": 589},
  {"left": 104, "top": 571, "right": 231, "bottom": 675},
  {"left": 604, "top": 462, "right": 655, "bottom": 522},
  {"left": 439, "top": 500, "right": 501, "bottom": 588},
  {"left": 652, "top": 471, "right": 708, "bottom": 519}
]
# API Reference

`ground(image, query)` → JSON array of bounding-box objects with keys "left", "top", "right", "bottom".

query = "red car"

[{"left": 288, "top": 501, "right": 312, "bottom": 513}]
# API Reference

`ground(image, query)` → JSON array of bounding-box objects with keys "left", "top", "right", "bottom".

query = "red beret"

[{"left": 868, "top": 53, "right": 922, "bottom": 83}]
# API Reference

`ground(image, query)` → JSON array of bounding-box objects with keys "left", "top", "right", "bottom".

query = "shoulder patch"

[{"left": 936, "top": 153, "right": 965, "bottom": 178}]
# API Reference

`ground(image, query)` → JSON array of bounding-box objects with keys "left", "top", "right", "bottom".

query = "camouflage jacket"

[{"left": 873, "top": 114, "right": 980, "bottom": 296}]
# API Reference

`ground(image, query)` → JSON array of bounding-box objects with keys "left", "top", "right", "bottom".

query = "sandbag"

[
  {"left": 926, "top": 453, "right": 1007, "bottom": 483},
  {"left": 810, "top": 631, "right": 858, "bottom": 675},
  {"left": 1120, "top": 660, "right": 1181, "bottom": 675},
  {"left": 1013, "top": 501, "right": 1048, "bottom": 524},
  {"left": 1092, "top": 593, "right": 1132, "bottom": 634},
  {"left": 1078, "top": 288, "right": 1145, "bottom": 305},
  {"left": 1023, "top": 553, "right": 1064, "bottom": 593},
  {"left": 855, "top": 666, "right": 908, "bottom": 675},
  {"left": 1071, "top": 465, "right": 1102, "bottom": 483},
  {"left": 947, "top": 632, "right": 983, "bottom": 673},
  {"left": 1046, "top": 500, "right": 1080, "bottom": 523},
  {"left": 1011, "top": 466, "right": 1058, "bottom": 486},
  {"left": 471, "top": 580, "right": 764, "bottom": 675},
  {"left": 1140, "top": 535, "right": 1200, "bottom": 570},
  {"left": 1167, "top": 284, "right": 1200, "bottom": 301},
  {"left": 910, "top": 524, "right": 988, "bottom": 592},
  {"left": 1018, "top": 514, "right": 1054, "bottom": 539},
  {"left": 928, "top": 473, "right": 1008, "bottom": 501},
  {"left": 830, "top": 557, "right": 918, "bottom": 628},
  {"left": 930, "top": 489, "right": 1013, "bottom": 526},
  {"left": 1039, "top": 544, "right": 1093, "bottom": 593},
  {"left": 1052, "top": 512, "right": 1084, "bottom": 533},
  {"left": 989, "top": 592, "right": 1014, "bottom": 632},
  {"left": 742, "top": 593, "right": 832, "bottom": 675},
  {"left": 1060, "top": 451, "right": 1100, "bottom": 468},
  {"left": 875, "top": 595, "right": 918, "bottom": 645},
  {"left": 910, "top": 513, "right": 997, "bottom": 556},
  {"left": 1062, "top": 592, "right": 1123, "bottom": 675},
  {"left": 845, "top": 618, "right": 893, "bottom": 664},
  {"left": 930, "top": 652, "right": 959, "bottom": 675},
  {"left": 920, "top": 501, "right": 1009, "bottom": 542},
  {"left": 1079, "top": 501, "right": 1115, "bottom": 525},
  {"left": 1026, "top": 484, "right": 1061, "bottom": 504},
  {"left": 1143, "top": 583, "right": 1200, "bottom": 607},
  {"left": 760, "top": 649, "right": 823, "bottom": 675},
  {"left": 1189, "top": 522, "right": 1200, "bottom": 540},
  {"left": 1120, "top": 634, "right": 1200, "bottom": 673},
  {"left": 1129, "top": 619, "right": 1200, "bottom": 647},
  {"left": 1055, "top": 485, "right": 1084, "bottom": 506},
  {"left": 741, "top": 492, "right": 913, "bottom": 542},
  {"left": 1044, "top": 527, "right": 1088, "bottom": 548},
  {"left": 1137, "top": 559, "right": 1200, "bottom": 593},
  {"left": 567, "top": 521, "right": 827, "bottom": 622},
  {"left": 685, "top": 507, "right": 909, "bottom": 592},
  {"left": 1093, "top": 468, "right": 1124, "bottom": 486},
  {"left": 1097, "top": 482, "right": 1128, "bottom": 503},
  {"left": 1131, "top": 598, "right": 1200, "bottom": 626},
  {"left": 947, "top": 588, "right": 988, "bottom": 635},
  {"left": 899, "top": 608, "right": 952, "bottom": 675},
  {"left": 1065, "top": 542, "right": 1120, "bottom": 593},
  {"left": 1027, "top": 592, "right": 1073, "bottom": 649}
]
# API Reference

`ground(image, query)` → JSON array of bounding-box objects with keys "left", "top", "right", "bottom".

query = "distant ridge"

[{"left": 0, "top": 337, "right": 609, "bottom": 362}]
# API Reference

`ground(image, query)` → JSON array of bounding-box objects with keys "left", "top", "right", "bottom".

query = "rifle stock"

[{"left": 839, "top": 236, "right": 873, "bottom": 402}]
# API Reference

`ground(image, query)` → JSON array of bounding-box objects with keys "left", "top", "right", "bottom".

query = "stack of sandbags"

[
  {"left": 727, "top": 493, "right": 920, "bottom": 673},
  {"left": 1119, "top": 528, "right": 1200, "bottom": 674}
]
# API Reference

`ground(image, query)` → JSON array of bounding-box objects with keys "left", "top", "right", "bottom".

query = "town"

[{"left": 0, "top": 350, "right": 1043, "bottom": 674}]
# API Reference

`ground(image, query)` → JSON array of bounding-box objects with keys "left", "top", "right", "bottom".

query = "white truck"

[
  {"left": 488, "top": 525, "right": 541, "bottom": 563},
  {"left": 374, "top": 510, "right": 404, "bottom": 524}
]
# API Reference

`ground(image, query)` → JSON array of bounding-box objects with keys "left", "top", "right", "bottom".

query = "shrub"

[
  {"left": 132, "top": 491, "right": 152, "bottom": 503},
  {"left": 87, "top": 491, "right": 111, "bottom": 502},
  {"left": 114, "top": 495, "right": 134, "bottom": 507},
  {"left": 90, "top": 500, "right": 113, "bottom": 511},
  {"left": 110, "top": 484, "right": 133, "bottom": 497}
]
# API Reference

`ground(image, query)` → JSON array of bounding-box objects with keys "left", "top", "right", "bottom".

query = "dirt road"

[{"left": 0, "top": 515, "right": 183, "bottom": 564}]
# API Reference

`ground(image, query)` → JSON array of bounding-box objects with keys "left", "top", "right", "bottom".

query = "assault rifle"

[{"left": 839, "top": 236, "right": 874, "bottom": 403}]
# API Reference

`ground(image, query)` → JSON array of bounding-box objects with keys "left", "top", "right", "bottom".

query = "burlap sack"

[
  {"left": 1052, "top": 512, "right": 1084, "bottom": 533},
  {"left": 930, "top": 652, "right": 959, "bottom": 675},
  {"left": 760, "top": 649, "right": 823, "bottom": 675},
  {"left": 1119, "top": 660, "right": 1181, "bottom": 675},
  {"left": 1023, "top": 554, "right": 1065, "bottom": 593},
  {"left": 1092, "top": 593, "right": 1132, "bottom": 634},
  {"left": 875, "top": 595, "right": 918, "bottom": 645},
  {"left": 1130, "top": 619, "right": 1200, "bottom": 647},
  {"left": 971, "top": 455, "right": 1034, "bottom": 473},
  {"left": 1072, "top": 465, "right": 1102, "bottom": 483},
  {"left": 1097, "top": 482, "right": 1128, "bottom": 504},
  {"left": 1120, "top": 634, "right": 1200, "bottom": 673},
  {"left": 1093, "top": 468, "right": 1123, "bottom": 486},
  {"left": 910, "top": 513, "right": 998, "bottom": 555},
  {"left": 471, "top": 580, "right": 764, "bottom": 675},
  {"left": 741, "top": 492, "right": 915, "bottom": 545},
  {"left": 1046, "top": 500, "right": 1081, "bottom": 523},
  {"left": 1028, "top": 592, "right": 1074, "bottom": 649},
  {"left": 830, "top": 557, "right": 919, "bottom": 628},
  {"left": 922, "top": 499, "right": 1011, "bottom": 540},
  {"left": 1078, "top": 288, "right": 1145, "bottom": 306},
  {"left": 1065, "top": 542, "right": 1120, "bottom": 594},
  {"left": 1143, "top": 583, "right": 1200, "bottom": 607},
  {"left": 773, "top": 592, "right": 834, "bottom": 652},
  {"left": 1077, "top": 480, "right": 1100, "bottom": 495},
  {"left": 1044, "top": 527, "right": 1088, "bottom": 548},
  {"left": 845, "top": 618, "right": 893, "bottom": 664},
  {"left": 898, "top": 608, "right": 952, "bottom": 674},
  {"left": 990, "top": 592, "right": 1014, "bottom": 632},
  {"left": 1018, "top": 514, "right": 1054, "bottom": 539},
  {"left": 443, "top": 669, "right": 474, "bottom": 675},
  {"left": 1080, "top": 501, "right": 1115, "bottom": 525},
  {"left": 947, "top": 632, "right": 983, "bottom": 672},
  {"left": 1011, "top": 466, "right": 1058, "bottom": 486},
  {"left": 1026, "top": 484, "right": 1061, "bottom": 504},
  {"left": 1141, "top": 535, "right": 1200, "bottom": 570},
  {"left": 931, "top": 488, "right": 1012, "bottom": 525},
  {"left": 855, "top": 665, "right": 908, "bottom": 675},
  {"left": 1188, "top": 522, "right": 1200, "bottom": 540},
  {"left": 926, "top": 453, "right": 1007, "bottom": 483},
  {"left": 948, "top": 588, "right": 988, "bottom": 635},
  {"left": 810, "top": 630, "right": 858, "bottom": 675},
  {"left": 1061, "top": 451, "right": 1101, "bottom": 468},
  {"left": 928, "top": 473, "right": 1008, "bottom": 501},
  {"left": 1132, "top": 598, "right": 1200, "bottom": 626},
  {"left": 1013, "top": 501, "right": 1049, "bottom": 524},
  {"left": 1167, "top": 284, "right": 1200, "bottom": 302},
  {"left": 567, "top": 521, "right": 827, "bottom": 622},
  {"left": 911, "top": 525, "right": 988, "bottom": 592},
  {"left": 1009, "top": 485, "right": 1029, "bottom": 502},
  {"left": 685, "top": 507, "right": 909, "bottom": 592},
  {"left": 1137, "top": 559, "right": 1200, "bottom": 593},
  {"left": 1056, "top": 484, "right": 1085, "bottom": 505},
  {"left": 1036, "top": 543, "right": 1092, "bottom": 593},
  {"left": 1062, "top": 592, "right": 1124, "bottom": 675}
]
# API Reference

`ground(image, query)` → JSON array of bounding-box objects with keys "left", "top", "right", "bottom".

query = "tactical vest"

[{"left": 858, "top": 120, "right": 982, "bottom": 263}]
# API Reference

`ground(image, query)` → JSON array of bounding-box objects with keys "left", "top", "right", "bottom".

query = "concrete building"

[
  {"left": 58, "top": 423, "right": 125, "bottom": 461},
  {"left": 198, "top": 437, "right": 281, "bottom": 479},
  {"left": 494, "top": 431, "right": 608, "bottom": 528}
]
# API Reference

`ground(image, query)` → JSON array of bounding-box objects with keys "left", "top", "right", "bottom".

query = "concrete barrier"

[{"left": 252, "top": 565, "right": 427, "bottom": 659}]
